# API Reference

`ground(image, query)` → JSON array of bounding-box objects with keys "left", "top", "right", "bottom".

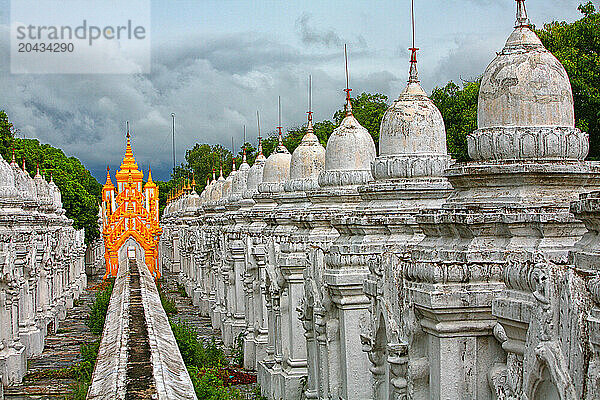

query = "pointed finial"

[
  {"left": 105, "top": 165, "right": 112, "bottom": 185},
  {"left": 219, "top": 165, "right": 223, "bottom": 178},
  {"left": 344, "top": 44, "right": 353, "bottom": 117},
  {"left": 277, "top": 96, "right": 283, "bottom": 146},
  {"left": 257, "top": 110, "right": 264, "bottom": 156},
  {"left": 49, "top": 171, "right": 53, "bottom": 183},
  {"left": 307, "top": 75, "right": 314, "bottom": 132},
  {"left": 212, "top": 168, "right": 216, "bottom": 180},
  {"left": 126, "top": 121, "right": 130, "bottom": 139},
  {"left": 148, "top": 167, "right": 153, "bottom": 183},
  {"left": 409, "top": 0, "right": 420, "bottom": 83},
  {"left": 11, "top": 148, "right": 15, "bottom": 165},
  {"left": 243, "top": 125, "right": 248, "bottom": 163},
  {"left": 22, "top": 158, "right": 26, "bottom": 171},
  {"left": 36, "top": 162, "right": 40, "bottom": 175},
  {"left": 516, "top": 0, "right": 530, "bottom": 28},
  {"left": 232, "top": 157, "right": 237, "bottom": 172}
]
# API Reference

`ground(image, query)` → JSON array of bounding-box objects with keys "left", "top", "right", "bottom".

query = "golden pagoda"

[{"left": 101, "top": 129, "right": 162, "bottom": 279}]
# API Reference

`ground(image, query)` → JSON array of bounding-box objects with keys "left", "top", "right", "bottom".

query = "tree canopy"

[
  {"left": 535, "top": 1, "right": 600, "bottom": 159},
  {"left": 0, "top": 111, "right": 101, "bottom": 243},
  {"left": 430, "top": 81, "right": 479, "bottom": 162}
]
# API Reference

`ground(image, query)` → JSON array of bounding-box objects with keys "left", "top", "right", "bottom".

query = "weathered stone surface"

[
  {"left": 0, "top": 155, "right": 86, "bottom": 393},
  {"left": 159, "top": 2, "right": 600, "bottom": 399}
]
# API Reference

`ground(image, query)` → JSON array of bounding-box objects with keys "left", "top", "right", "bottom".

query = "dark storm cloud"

[{"left": 1, "top": 26, "right": 396, "bottom": 182}]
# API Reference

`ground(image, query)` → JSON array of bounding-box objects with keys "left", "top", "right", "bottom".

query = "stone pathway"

[
  {"left": 160, "top": 272, "right": 220, "bottom": 344},
  {"left": 125, "top": 261, "right": 157, "bottom": 400},
  {"left": 5, "top": 277, "right": 103, "bottom": 400},
  {"left": 160, "top": 272, "right": 258, "bottom": 395}
]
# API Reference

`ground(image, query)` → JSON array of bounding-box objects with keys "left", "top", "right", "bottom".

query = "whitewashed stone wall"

[
  {"left": 160, "top": 3, "right": 600, "bottom": 399},
  {"left": 0, "top": 161, "right": 87, "bottom": 391}
]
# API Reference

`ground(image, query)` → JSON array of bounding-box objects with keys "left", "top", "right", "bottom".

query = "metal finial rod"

[
  {"left": 307, "top": 75, "right": 314, "bottom": 127},
  {"left": 171, "top": 113, "right": 176, "bottom": 174},
  {"left": 343, "top": 44, "right": 353, "bottom": 116},
  {"left": 257, "top": 111, "right": 261, "bottom": 140},
  {"left": 243, "top": 125, "right": 246, "bottom": 145},
  {"left": 126, "top": 121, "right": 130, "bottom": 138},
  {"left": 231, "top": 136, "right": 234, "bottom": 154},
  {"left": 278, "top": 96, "right": 282, "bottom": 127},
  {"left": 411, "top": 0, "right": 415, "bottom": 51},
  {"left": 344, "top": 44, "right": 350, "bottom": 94},
  {"left": 408, "top": 0, "right": 420, "bottom": 83},
  {"left": 309, "top": 75, "right": 312, "bottom": 113},
  {"left": 277, "top": 96, "right": 283, "bottom": 146}
]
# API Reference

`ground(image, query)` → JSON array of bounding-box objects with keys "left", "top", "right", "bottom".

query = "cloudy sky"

[{"left": 0, "top": 0, "right": 588, "bottom": 182}]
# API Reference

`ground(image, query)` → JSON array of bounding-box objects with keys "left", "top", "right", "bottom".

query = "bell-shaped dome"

[
  {"left": 259, "top": 132, "right": 291, "bottom": 194},
  {"left": 210, "top": 168, "right": 226, "bottom": 203},
  {"left": 319, "top": 99, "right": 376, "bottom": 187},
  {"left": 0, "top": 157, "right": 19, "bottom": 202},
  {"left": 33, "top": 167, "right": 54, "bottom": 210},
  {"left": 231, "top": 152, "right": 250, "bottom": 202},
  {"left": 220, "top": 161, "right": 237, "bottom": 203},
  {"left": 11, "top": 156, "right": 37, "bottom": 204},
  {"left": 244, "top": 145, "right": 266, "bottom": 199},
  {"left": 469, "top": 1, "right": 587, "bottom": 161},
  {"left": 200, "top": 177, "right": 211, "bottom": 204},
  {"left": 285, "top": 115, "right": 325, "bottom": 192},
  {"left": 184, "top": 190, "right": 201, "bottom": 214},
  {"left": 478, "top": 28, "right": 573, "bottom": 129},
  {"left": 380, "top": 86, "right": 445, "bottom": 156},
  {"left": 48, "top": 174, "right": 64, "bottom": 213},
  {"left": 372, "top": 51, "right": 450, "bottom": 179}
]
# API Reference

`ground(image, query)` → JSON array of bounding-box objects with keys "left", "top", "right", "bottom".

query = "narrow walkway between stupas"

[
  {"left": 87, "top": 259, "right": 196, "bottom": 400},
  {"left": 160, "top": 271, "right": 219, "bottom": 342},
  {"left": 160, "top": 271, "right": 259, "bottom": 395},
  {"left": 4, "top": 277, "right": 103, "bottom": 400}
]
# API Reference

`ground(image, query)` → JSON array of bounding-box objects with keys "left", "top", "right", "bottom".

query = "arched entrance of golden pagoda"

[{"left": 101, "top": 129, "right": 162, "bottom": 279}]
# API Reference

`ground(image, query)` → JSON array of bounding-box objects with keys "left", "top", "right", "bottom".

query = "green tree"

[
  {"left": 0, "top": 110, "right": 101, "bottom": 243},
  {"left": 535, "top": 2, "right": 600, "bottom": 159},
  {"left": 430, "top": 81, "right": 480, "bottom": 162}
]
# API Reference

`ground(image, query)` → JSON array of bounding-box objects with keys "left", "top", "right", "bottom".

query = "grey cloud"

[
  {"left": 1, "top": 26, "right": 395, "bottom": 182},
  {"left": 429, "top": 33, "right": 501, "bottom": 90},
  {"left": 296, "top": 13, "right": 343, "bottom": 48}
]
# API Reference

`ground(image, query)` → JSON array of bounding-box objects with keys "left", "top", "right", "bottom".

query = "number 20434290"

[{"left": 18, "top": 42, "right": 74, "bottom": 52}]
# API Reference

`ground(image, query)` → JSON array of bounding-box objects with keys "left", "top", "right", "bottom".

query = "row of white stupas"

[
  {"left": 161, "top": 2, "right": 600, "bottom": 399},
  {"left": 0, "top": 151, "right": 87, "bottom": 391}
]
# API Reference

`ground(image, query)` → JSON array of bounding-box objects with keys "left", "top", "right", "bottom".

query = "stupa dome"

[
  {"left": 319, "top": 98, "right": 376, "bottom": 187},
  {"left": 469, "top": 0, "right": 587, "bottom": 161},
  {"left": 285, "top": 115, "right": 325, "bottom": 192}
]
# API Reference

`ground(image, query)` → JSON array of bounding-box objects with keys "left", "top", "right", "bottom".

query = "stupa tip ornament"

[
  {"left": 286, "top": 76, "right": 326, "bottom": 192},
  {"left": 470, "top": 0, "right": 586, "bottom": 161},
  {"left": 319, "top": 45, "right": 375, "bottom": 188},
  {"left": 260, "top": 99, "right": 291, "bottom": 194},
  {"left": 515, "top": 0, "right": 529, "bottom": 28},
  {"left": 373, "top": 3, "right": 449, "bottom": 181}
]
